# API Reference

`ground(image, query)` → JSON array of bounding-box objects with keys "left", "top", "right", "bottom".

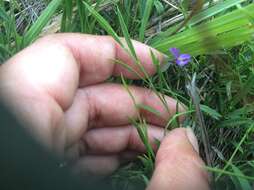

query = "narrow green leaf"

[
  {"left": 189, "top": 0, "right": 246, "bottom": 26},
  {"left": 83, "top": 2, "right": 122, "bottom": 46},
  {"left": 23, "top": 0, "right": 62, "bottom": 46},
  {"left": 117, "top": 7, "right": 138, "bottom": 60},
  {"left": 0, "top": 44, "right": 11, "bottom": 57},
  {"left": 154, "top": 0, "right": 164, "bottom": 14},
  {"left": 77, "top": 0, "right": 85, "bottom": 32},
  {"left": 206, "top": 167, "right": 254, "bottom": 181},
  {"left": 114, "top": 59, "right": 145, "bottom": 80},
  {"left": 121, "top": 74, "right": 137, "bottom": 106},
  {"left": 152, "top": 3, "right": 254, "bottom": 56},
  {"left": 216, "top": 123, "right": 254, "bottom": 180},
  {"left": 136, "top": 104, "right": 161, "bottom": 117},
  {"left": 231, "top": 165, "right": 252, "bottom": 190},
  {"left": 0, "top": 6, "right": 9, "bottom": 21},
  {"left": 61, "top": 0, "right": 73, "bottom": 32},
  {"left": 232, "top": 73, "right": 254, "bottom": 106},
  {"left": 139, "top": 0, "right": 154, "bottom": 42},
  {"left": 200, "top": 104, "right": 222, "bottom": 120},
  {"left": 218, "top": 119, "right": 253, "bottom": 128}
]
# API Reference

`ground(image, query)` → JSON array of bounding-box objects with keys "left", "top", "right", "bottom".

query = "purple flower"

[{"left": 169, "top": 48, "right": 191, "bottom": 67}]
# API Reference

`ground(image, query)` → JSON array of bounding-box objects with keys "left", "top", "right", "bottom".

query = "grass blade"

[
  {"left": 231, "top": 164, "right": 252, "bottom": 190},
  {"left": 83, "top": 2, "right": 122, "bottom": 46},
  {"left": 23, "top": 0, "right": 63, "bottom": 46},
  {"left": 139, "top": 0, "right": 154, "bottom": 42},
  {"left": 136, "top": 104, "right": 161, "bottom": 117},
  {"left": 152, "top": 3, "right": 254, "bottom": 56},
  {"left": 0, "top": 6, "right": 9, "bottom": 21},
  {"left": 117, "top": 6, "right": 138, "bottom": 60},
  {"left": 206, "top": 167, "right": 254, "bottom": 181},
  {"left": 189, "top": 0, "right": 246, "bottom": 26},
  {"left": 200, "top": 104, "right": 222, "bottom": 120},
  {"left": 61, "top": 0, "right": 74, "bottom": 32},
  {"left": 216, "top": 123, "right": 254, "bottom": 180}
]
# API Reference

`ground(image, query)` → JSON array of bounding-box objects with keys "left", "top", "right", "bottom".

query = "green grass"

[{"left": 1, "top": 0, "right": 254, "bottom": 189}]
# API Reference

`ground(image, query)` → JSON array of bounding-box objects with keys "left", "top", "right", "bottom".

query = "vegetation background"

[{"left": 0, "top": 0, "right": 254, "bottom": 189}]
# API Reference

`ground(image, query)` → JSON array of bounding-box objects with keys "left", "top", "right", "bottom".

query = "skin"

[{"left": 0, "top": 34, "right": 209, "bottom": 189}]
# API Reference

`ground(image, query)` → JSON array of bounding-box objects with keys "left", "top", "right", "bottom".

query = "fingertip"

[
  {"left": 154, "top": 128, "right": 200, "bottom": 167},
  {"left": 147, "top": 128, "right": 210, "bottom": 190}
]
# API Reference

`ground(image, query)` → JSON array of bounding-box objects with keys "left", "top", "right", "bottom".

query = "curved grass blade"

[
  {"left": 206, "top": 167, "right": 254, "bottom": 181},
  {"left": 23, "top": 0, "right": 63, "bottom": 46},
  {"left": 216, "top": 123, "right": 254, "bottom": 180},
  {"left": 0, "top": 6, "right": 9, "bottom": 21},
  {"left": 139, "top": 0, "right": 154, "bottom": 42},
  {"left": 231, "top": 164, "right": 252, "bottom": 190},
  {"left": 83, "top": 2, "right": 122, "bottom": 46},
  {"left": 171, "top": 0, "right": 204, "bottom": 35},
  {"left": 189, "top": 0, "right": 246, "bottom": 26},
  {"left": 117, "top": 6, "right": 137, "bottom": 60},
  {"left": 152, "top": 3, "right": 254, "bottom": 56}
]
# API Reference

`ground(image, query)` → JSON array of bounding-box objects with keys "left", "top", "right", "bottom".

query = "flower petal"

[
  {"left": 179, "top": 54, "right": 191, "bottom": 60},
  {"left": 176, "top": 54, "right": 191, "bottom": 67},
  {"left": 169, "top": 48, "right": 180, "bottom": 58},
  {"left": 176, "top": 60, "right": 188, "bottom": 67}
]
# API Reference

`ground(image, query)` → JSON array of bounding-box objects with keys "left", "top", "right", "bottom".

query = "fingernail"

[{"left": 186, "top": 127, "right": 199, "bottom": 154}]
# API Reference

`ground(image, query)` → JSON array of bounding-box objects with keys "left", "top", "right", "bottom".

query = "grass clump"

[{"left": 1, "top": 0, "right": 254, "bottom": 189}]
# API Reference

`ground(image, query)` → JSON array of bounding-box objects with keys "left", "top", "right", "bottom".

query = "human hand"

[{"left": 0, "top": 34, "right": 209, "bottom": 189}]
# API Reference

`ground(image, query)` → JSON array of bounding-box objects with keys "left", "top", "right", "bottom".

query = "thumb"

[{"left": 147, "top": 128, "right": 210, "bottom": 190}]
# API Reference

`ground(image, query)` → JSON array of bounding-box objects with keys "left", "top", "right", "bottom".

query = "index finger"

[{"left": 44, "top": 33, "right": 164, "bottom": 86}]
